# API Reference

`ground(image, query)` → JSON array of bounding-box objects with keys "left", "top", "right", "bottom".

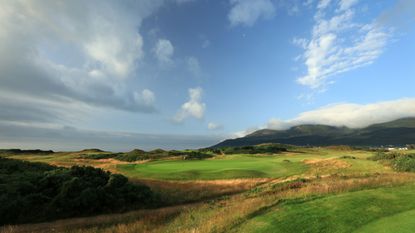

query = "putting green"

[{"left": 117, "top": 154, "right": 309, "bottom": 180}]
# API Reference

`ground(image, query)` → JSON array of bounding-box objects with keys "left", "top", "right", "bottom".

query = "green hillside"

[{"left": 213, "top": 118, "right": 415, "bottom": 148}]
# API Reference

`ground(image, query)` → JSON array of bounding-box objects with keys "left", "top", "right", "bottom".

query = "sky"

[{"left": 0, "top": 0, "right": 414, "bottom": 151}]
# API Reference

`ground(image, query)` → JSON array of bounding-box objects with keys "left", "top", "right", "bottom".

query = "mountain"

[{"left": 212, "top": 118, "right": 415, "bottom": 148}]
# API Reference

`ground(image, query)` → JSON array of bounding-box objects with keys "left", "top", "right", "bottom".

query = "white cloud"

[
  {"left": 208, "top": 122, "right": 223, "bottom": 130},
  {"left": 267, "top": 98, "right": 415, "bottom": 130},
  {"left": 134, "top": 89, "right": 156, "bottom": 106},
  {"left": 186, "top": 56, "right": 202, "bottom": 77},
  {"left": 317, "top": 0, "right": 332, "bottom": 10},
  {"left": 228, "top": 0, "right": 275, "bottom": 27},
  {"left": 0, "top": 0, "right": 162, "bottom": 125},
  {"left": 174, "top": 87, "right": 206, "bottom": 122},
  {"left": 296, "top": 0, "right": 390, "bottom": 89},
  {"left": 84, "top": 33, "right": 143, "bottom": 78},
  {"left": 154, "top": 38, "right": 174, "bottom": 65},
  {"left": 232, "top": 126, "right": 261, "bottom": 138},
  {"left": 292, "top": 37, "right": 308, "bottom": 49},
  {"left": 338, "top": 0, "right": 358, "bottom": 11}
]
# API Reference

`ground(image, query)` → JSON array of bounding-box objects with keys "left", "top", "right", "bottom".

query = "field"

[{"left": 2, "top": 147, "right": 415, "bottom": 233}]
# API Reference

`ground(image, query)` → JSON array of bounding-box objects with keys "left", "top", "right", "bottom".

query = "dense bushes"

[
  {"left": 221, "top": 144, "right": 288, "bottom": 155},
  {"left": 0, "top": 149, "right": 54, "bottom": 155},
  {"left": 368, "top": 152, "right": 401, "bottom": 161},
  {"left": 114, "top": 149, "right": 213, "bottom": 162},
  {"left": 79, "top": 153, "right": 118, "bottom": 160},
  {"left": 392, "top": 154, "right": 415, "bottom": 172},
  {"left": 183, "top": 151, "right": 213, "bottom": 160},
  {"left": 114, "top": 149, "right": 169, "bottom": 162},
  {"left": 369, "top": 152, "right": 415, "bottom": 172},
  {"left": 0, "top": 158, "right": 156, "bottom": 225}
]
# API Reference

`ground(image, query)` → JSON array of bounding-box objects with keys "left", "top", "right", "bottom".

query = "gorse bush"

[
  {"left": 0, "top": 158, "right": 156, "bottom": 225},
  {"left": 221, "top": 144, "right": 289, "bottom": 155},
  {"left": 368, "top": 152, "right": 415, "bottom": 172},
  {"left": 368, "top": 152, "right": 401, "bottom": 161},
  {"left": 79, "top": 153, "right": 118, "bottom": 160},
  {"left": 183, "top": 151, "right": 213, "bottom": 160},
  {"left": 392, "top": 154, "right": 415, "bottom": 172}
]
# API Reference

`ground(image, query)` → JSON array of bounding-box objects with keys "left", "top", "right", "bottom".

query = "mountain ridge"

[{"left": 212, "top": 117, "right": 415, "bottom": 148}]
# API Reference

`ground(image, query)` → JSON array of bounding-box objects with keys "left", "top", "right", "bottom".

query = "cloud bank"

[
  {"left": 208, "top": 122, "right": 223, "bottom": 130},
  {"left": 267, "top": 98, "right": 415, "bottom": 130},
  {"left": 0, "top": 122, "right": 220, "bottom": 152},
  {"left": 0, "top": 0, "right": 164, "bottom": 128}
]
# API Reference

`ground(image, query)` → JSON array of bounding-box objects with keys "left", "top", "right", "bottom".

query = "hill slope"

[{"left": 213, "top": 118, "right": 415, "bottom": 148}]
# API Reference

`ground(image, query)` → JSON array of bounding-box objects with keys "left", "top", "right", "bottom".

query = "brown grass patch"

[
  {"left": 1, "top": 203, "right": 193, "bottom": 233},
  {"left": 133, "top": 178, "right": 270, "bottom": 204},
  {"left": 304, "top": 158, "right": 350, "bottom": 175}
]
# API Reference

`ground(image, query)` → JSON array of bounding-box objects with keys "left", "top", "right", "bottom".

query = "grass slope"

[{"left": 235, "top": 184, "right": 415, "bottom": 233}]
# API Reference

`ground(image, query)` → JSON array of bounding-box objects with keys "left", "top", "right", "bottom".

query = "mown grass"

[
  {"left": 354, "top": 209, "right": 415, "bottom": 233},
  {"left": 235, "top": 183, "right": 415, "bottom": 233},
  {"left": 117, "top": 154, "right": 309, "bottom": 180}
]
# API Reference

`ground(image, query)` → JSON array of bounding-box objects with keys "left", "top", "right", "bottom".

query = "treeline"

[
  {"left": 217, "top": 144, "right": 289, "bottom": 155},
  {"left": 0, "top": 158, "right": 156, "bottom": 225},
  {"left": 0, "top": 149, "right": 54, "bottom": 155},
  {"left": 369, "top": 152, "right": 415, "bottom": 172}
]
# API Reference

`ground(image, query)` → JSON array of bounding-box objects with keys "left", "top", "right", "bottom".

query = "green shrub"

[
  {"left": 79, "top": 153, "right": 118, "bottom": 160},
  {"left": 0, "top": 158, "right": 156, "bottom": 225},
  {"left": 368, "top": 152, "right": 401, "bottom": 161},
  {"left": 183, "top": 151, "right": 213, "bottom": 160},
  {"left": 392, "top": 154, "right": 415, "bottom": 172},
  {"left": 221, "top": 144, "right": 288, "bottom": 155}
]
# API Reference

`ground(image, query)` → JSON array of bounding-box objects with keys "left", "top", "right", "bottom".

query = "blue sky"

[{"left": 0, "top": 0, "right": 414, "bottom": 151}]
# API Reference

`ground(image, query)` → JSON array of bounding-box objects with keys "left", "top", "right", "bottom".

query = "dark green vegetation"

[
  {"left": 0, "top": 149, "right": 54, "bottom": 155},
  {"left": 369, "top": 151, "right": 415, "bottom": 172},
  {"left": 214, "top": 117, "right": 415, "bottom": 148},
  {"left": 0, "top": 157, "right": 155, "bottom": 225},
  {"left": 219, "top": 144, "right": 289, "bottom": 154},
  {"left": 80, "top": 148, "right": 214, "bottom": 162}
]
